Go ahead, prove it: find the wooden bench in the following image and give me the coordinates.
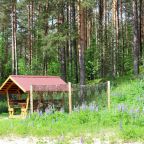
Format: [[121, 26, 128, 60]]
[[8, 99, 29, 118], [21, 96, 29, 118]]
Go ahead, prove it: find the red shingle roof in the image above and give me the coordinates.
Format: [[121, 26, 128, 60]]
[[0, 75, 68, 93]]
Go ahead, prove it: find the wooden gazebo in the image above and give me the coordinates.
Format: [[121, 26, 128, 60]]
[[0, 75, 69, 118]]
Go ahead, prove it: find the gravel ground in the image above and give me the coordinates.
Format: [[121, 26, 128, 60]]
[[0, 137, 143, 144]]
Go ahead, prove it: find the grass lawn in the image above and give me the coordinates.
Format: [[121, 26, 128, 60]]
[[0, 113, 8, 119]]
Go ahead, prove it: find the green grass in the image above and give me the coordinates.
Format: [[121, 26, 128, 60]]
[[0, 113, 8, 118], [0, 110, 143, 141], [0, 75, 144, 142]]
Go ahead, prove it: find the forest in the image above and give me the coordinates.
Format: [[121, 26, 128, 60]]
[[0, 1, 144, 143], [0, 0, 143, 84]]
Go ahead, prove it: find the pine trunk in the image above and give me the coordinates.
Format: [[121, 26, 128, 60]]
[[12, 0, 17, 75], [78, 0, 85, 85], [58, 14, 67, 81], [133, 0, 139, 75], [72, 1, 79, 83], [28, 0, 33, 70]]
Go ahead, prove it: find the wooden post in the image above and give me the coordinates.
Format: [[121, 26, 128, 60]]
[[30, 85, 33, 114], [68, 82, 72, 113], [6, 91, 10, 108], [107, 81, 110, 110]]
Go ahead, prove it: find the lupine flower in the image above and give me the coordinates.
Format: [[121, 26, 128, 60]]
[[80, 137, 84, 144], [45, 107, 50, 115], [89, 103, 95, 111], [39, 110, 43, 116], [80, 103, 87, 111], [60, 107, 64, 113], [135, 108, 139, 114], [118, 103, 127, 112], [129, 108, 135, 116]]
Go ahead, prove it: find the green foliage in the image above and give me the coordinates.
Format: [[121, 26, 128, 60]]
[[0, 101, 8, 114], [111, 76, 144, 108], [18, 58, 27, 74], [0, 35, 4, 60], [48, 61, 60, 75], [85, 46, 98, 80], [81, 0, 96, 8]]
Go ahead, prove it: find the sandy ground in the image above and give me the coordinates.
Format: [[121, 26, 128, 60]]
[[0, 137, 143, 144]]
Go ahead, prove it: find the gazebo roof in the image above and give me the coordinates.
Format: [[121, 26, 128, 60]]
[[0, 75, 68, 94]]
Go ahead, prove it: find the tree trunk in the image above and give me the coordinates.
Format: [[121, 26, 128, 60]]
[[28, 0, 33, 71], [133, 0, 140, 75], [72, 0, 79, 83], [112, 0, 117, 77], [58, 14, 67, 81], [140, 0, 144, 62], [99, 0, 104, 77], [11, 0, 17, 75], [120, 0, 125, 73], [78, 0, 85, 85]]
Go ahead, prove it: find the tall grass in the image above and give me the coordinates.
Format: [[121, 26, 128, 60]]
[[0, 109, 143, 141]]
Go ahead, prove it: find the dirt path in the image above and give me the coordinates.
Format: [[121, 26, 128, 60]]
[[0, 137, 143, 144]]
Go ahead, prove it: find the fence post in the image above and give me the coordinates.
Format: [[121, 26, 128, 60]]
[[107, 81, 110, 110], [30, 85, 33, 114], [68, 82, 72, 113]]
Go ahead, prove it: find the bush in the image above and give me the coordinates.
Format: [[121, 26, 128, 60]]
[[0, 101, 8, 114]]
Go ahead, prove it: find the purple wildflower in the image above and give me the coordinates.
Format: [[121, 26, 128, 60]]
[[80, 103, 87, 111], [129, 108, 135, 116], [135, 108, 139, 114], [60, 107, 64, 113], [80, 137, 84, 144], [89, 103, 95, 111], [39, 110, 43, 116], [118, 103, 127, 112]]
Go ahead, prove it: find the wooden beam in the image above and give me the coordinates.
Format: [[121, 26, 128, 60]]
[[6, 82, 14, 91], [17, 89, 21, 100], [68, 82, 72, 113], [30, 85, 33, 114], [0, 76, 11, 91], [6, 91, 10, 108], [107, 81, 111, 110], [9, 76, 26, 93]]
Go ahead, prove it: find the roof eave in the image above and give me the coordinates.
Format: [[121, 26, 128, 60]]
[[0, 76, 26, 93], [9, 76, 26, 93]]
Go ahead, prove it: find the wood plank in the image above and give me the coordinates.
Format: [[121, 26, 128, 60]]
[[68, 82, 72, 113], [107, 81, 110, 110], [30, 85, 33, 114]]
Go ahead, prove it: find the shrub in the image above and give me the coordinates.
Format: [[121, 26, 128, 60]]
[[0, 101, 8, 114]]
